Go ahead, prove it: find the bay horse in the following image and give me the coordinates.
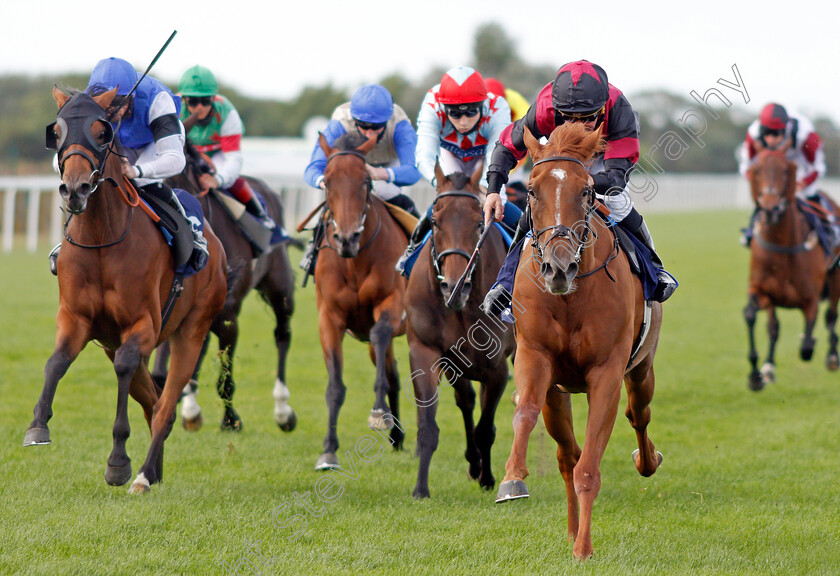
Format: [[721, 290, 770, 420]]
[[743, 149, 840, 391], [313, 131, 408, 470], [494, 123, 663, 560], [156, 144, 297, 432], [24, 87, 226, 494], [406, 162, 514, 498]]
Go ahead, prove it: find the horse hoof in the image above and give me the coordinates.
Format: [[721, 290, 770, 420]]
[[632, 449, 664, 467], [23, 427, 51, 446], [760, 362, 776, 384], [182, 412, 203, 432], [128, 473, 151, 495], [105, 462, 132, 486], [315, 452, 340, 471], [748, 372, 765, 392], [827, 354, 840, 371], [495, 480, 529, 503], [800, 340, 815, 361], [368, 409, 394, 431], [220, 413, 242, 432], [276, 410, 297, 432], [412, 486, 430, 499]]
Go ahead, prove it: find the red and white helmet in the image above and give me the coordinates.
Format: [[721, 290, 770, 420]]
[[438, 67, 488, 105]]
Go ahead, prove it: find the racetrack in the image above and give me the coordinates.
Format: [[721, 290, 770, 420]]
[[1, 209, 838, 575]]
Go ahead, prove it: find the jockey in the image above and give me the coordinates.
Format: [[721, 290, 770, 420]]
[[178, 65, 278, 236], [738, 102, 832, 246], [300, 84, 422, 275], [485, 77, 531, 210], [483, 60, 677, 307], [396, 66, 522, 275], [49, 57, 208, 275]]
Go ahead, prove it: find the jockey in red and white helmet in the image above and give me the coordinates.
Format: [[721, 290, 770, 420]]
[[737, 102, 832, 246], [483, 60, 676, 306], [397, 66, 521, 276]]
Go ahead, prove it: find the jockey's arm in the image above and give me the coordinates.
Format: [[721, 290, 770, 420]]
[[480, 97, 512, 190], [303, 120, 346, 190], [414, 90, 443, 186], [387, 120, 422, 187], [134, 92, 185, 181], [208, 107, 244, 189]]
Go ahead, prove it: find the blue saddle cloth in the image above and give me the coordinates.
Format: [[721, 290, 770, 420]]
[[489, 224, 662, 323], [140, 189, 205, 278], [402, 223, 512, 278]]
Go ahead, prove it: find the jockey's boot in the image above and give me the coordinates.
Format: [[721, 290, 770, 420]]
[[396, 213, 432, 277], [387, 193, 421, 218], [740, 208, 758, 247], [48, 243, 61, 276], [244, 196, 277, 231], [480, 207, 531, 318], [299, 220, 325, 276], [169, 191, 209, 270], [623, 209, 676, 303]]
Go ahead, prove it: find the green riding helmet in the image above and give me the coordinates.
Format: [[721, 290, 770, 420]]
[[179, 65, 218, 97]]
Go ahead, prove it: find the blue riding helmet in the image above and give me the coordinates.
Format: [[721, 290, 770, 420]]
[[350, 84, 394, 124], [87, 57, 138, 96]]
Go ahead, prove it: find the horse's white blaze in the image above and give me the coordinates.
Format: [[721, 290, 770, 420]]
[[273, 379, 293, 424], [552, 168, 566, 226], [181, 383, 201, 420]]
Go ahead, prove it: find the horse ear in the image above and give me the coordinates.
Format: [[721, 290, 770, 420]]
[[92, 87, 118, 110], [434, 158, 447, 191], [523, 126, 540, 158], [357, 134, 378, 154], [53, 85, 69, 109], [318, 132, 336, 157], [469, 158, 484, 191]]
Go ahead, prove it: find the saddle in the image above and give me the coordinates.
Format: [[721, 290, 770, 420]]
[[138, 186, 193, 271]]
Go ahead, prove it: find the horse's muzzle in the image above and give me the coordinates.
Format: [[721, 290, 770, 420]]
[[59, 182, 93, 214], [440, 278, 471, 310], [334, 231, 361, 258], [541, 260, 578, 294]]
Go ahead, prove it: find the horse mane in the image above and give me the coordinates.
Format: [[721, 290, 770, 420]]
[[334, 131, 369, 152], [548, 122, 606, 163]]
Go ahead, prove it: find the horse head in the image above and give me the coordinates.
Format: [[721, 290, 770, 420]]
[[749, 150, 797, 226], [319, 131, 377, 257], [524, 123, 604, 294], [47, 86, 118, 214], [430, 160, 484, 309]]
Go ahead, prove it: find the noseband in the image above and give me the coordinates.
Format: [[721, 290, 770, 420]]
[[323, 150, 380, 253], [429, 190, 483, 282]]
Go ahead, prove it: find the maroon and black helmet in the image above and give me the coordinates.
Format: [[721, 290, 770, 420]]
[[551, 60, 609, 116]]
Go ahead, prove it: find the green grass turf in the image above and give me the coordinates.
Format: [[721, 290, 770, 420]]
[[1, 209, 839, 575]]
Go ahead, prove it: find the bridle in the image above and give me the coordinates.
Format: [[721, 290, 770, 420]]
[[429, 190, 483, 282], [321, 150, 381, 254], [529, 155, 618, 279]]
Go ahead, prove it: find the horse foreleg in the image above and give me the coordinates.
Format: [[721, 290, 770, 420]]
[[214, 316, 241, 431], [408, 340, 441, 499], [473, 371, 507, 492], [743, 295, 764, 391], [624, 355, 662, 477], [104, 339, 143, 487], [451, 376, 479, 481], [760, 307, 779, 384], [497, 347, 552, 502], [800, 302, 819, 362], [270, 291, 296, 432], [318, 311, 346, 470], [573, 364, 623, 561], [150, 341, 170, 393], [542, 385, 580, 542], [384, 343, 403, 449], [826, 295, 840, 371], [368, 312, 395, 430], [25, 311, 90, 446]]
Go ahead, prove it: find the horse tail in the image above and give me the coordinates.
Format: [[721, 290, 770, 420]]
[[224, 261, 246, 309]]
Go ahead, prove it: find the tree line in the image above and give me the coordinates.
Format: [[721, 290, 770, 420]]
[[1, 23, 837, 176]]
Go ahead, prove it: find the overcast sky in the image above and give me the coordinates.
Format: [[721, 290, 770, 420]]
[[3, 0, 839, 125]]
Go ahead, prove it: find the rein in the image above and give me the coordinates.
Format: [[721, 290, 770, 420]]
[[322, 150, 380, 254], [430, 190, 482, 282], [529, 155, 618, 280]]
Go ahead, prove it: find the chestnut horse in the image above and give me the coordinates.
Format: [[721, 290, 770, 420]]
[[24, 87, 226, 494], [157, 144, 297, 431], [406, 162, 515, 498], [313, 131, 408, 470], [743, 150, 840, 391], [494, 123, 663, 560]]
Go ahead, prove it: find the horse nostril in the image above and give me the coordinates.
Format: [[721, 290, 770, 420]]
[[541, 262, 552, 276], [351, 231, 361, 243], [440, 281, 450, 292], [462, 281, 472, 293]]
